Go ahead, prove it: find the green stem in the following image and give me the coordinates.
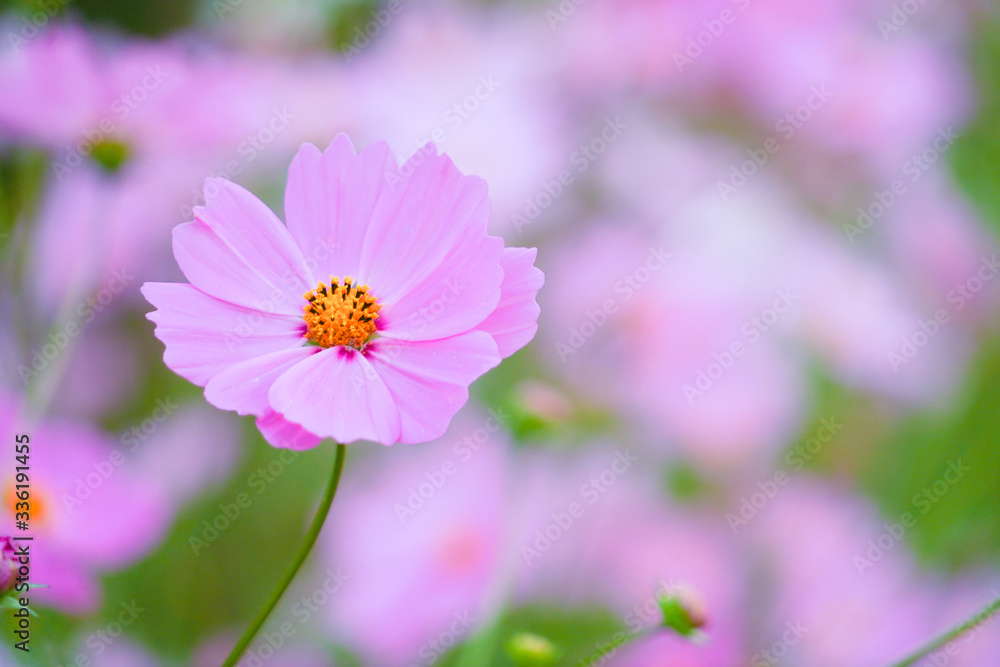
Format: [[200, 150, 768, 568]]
[[889, 593, 1000, 667], [576, 625, 665, 667], [221, 443, 347, 667]]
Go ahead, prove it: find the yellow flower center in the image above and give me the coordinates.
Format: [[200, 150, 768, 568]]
[[302, 276, 382, 350], [6, 483, 50, 527]]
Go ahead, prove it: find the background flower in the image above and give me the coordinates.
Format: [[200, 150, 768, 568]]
[[1, 0, 999, 663]]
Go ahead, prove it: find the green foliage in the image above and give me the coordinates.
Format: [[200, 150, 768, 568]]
[[951, 8, 1000, 236], [438, 605, 626, 667], [861, 335, 1000, 571]]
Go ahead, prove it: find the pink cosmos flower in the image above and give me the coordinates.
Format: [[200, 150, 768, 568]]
[[322, 413, 509, 663], [142, 134, 543, 447], [0, 394, 171, 614]]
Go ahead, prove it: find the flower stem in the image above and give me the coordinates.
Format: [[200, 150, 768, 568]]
[[221, 443, 347, 667], [888, 593, 1000, 667]]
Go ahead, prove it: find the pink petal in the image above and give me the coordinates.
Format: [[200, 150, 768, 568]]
[[379, 231, 504, 341], [204, 346, 317, 417], [34, 550, 101, 614], [142, 283, 306, 386], [268, 347, 401, 445], [358, 146, 494, 303], [284, 136, 398, 281], [173, 177, 312, 315], [366, 332, 500, 444], [477, 247, 544, 358], [256, 410, 324, 450]]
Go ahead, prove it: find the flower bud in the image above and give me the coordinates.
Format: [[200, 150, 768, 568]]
[[0, 537, 17, 594], [658, 584, 708, 639], [505, 632, 561, 666]]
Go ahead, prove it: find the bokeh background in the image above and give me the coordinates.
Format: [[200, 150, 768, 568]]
[[2, 0, 1000, 665]]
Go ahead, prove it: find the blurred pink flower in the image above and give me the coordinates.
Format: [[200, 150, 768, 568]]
[[544, 119, 981, 468], [47, 318, 141, 420], [323, 413, 509, 663], [880, 170, 1000, 321], [343, 5, 571, 234], [143, 134, 542, 447], [553, 0, 971, 184], [0, 25, 113, 148], [541, 220, 806, 470], [922, 577, 1000, 667], [0, 24, 352, 162], [129, 403, 242, 507], [81, 639, 160, 667], [27, 157, 203, 316], [719, 17, 971, 182], [743, 478, 1000, 667], [513, 447, 744, 665], [0, 395, 171, 614]]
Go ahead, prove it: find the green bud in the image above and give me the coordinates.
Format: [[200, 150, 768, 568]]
[[658, 584, 708, 639], [90, 140, 130, 173], [505, 632, 561, 666]]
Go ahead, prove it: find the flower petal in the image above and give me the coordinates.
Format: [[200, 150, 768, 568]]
[[378, 231, 504, 341], [268, 346, 401, 445], [142, 282, 305, 386], [173, 177, 312, 315], [284, 136, 398, 281], [204, 346, 318, 417], [477, 247, 544, 358], [366, 332, 500, 444], [256, 410, 324, 451], [359, 146, 493, 303]]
